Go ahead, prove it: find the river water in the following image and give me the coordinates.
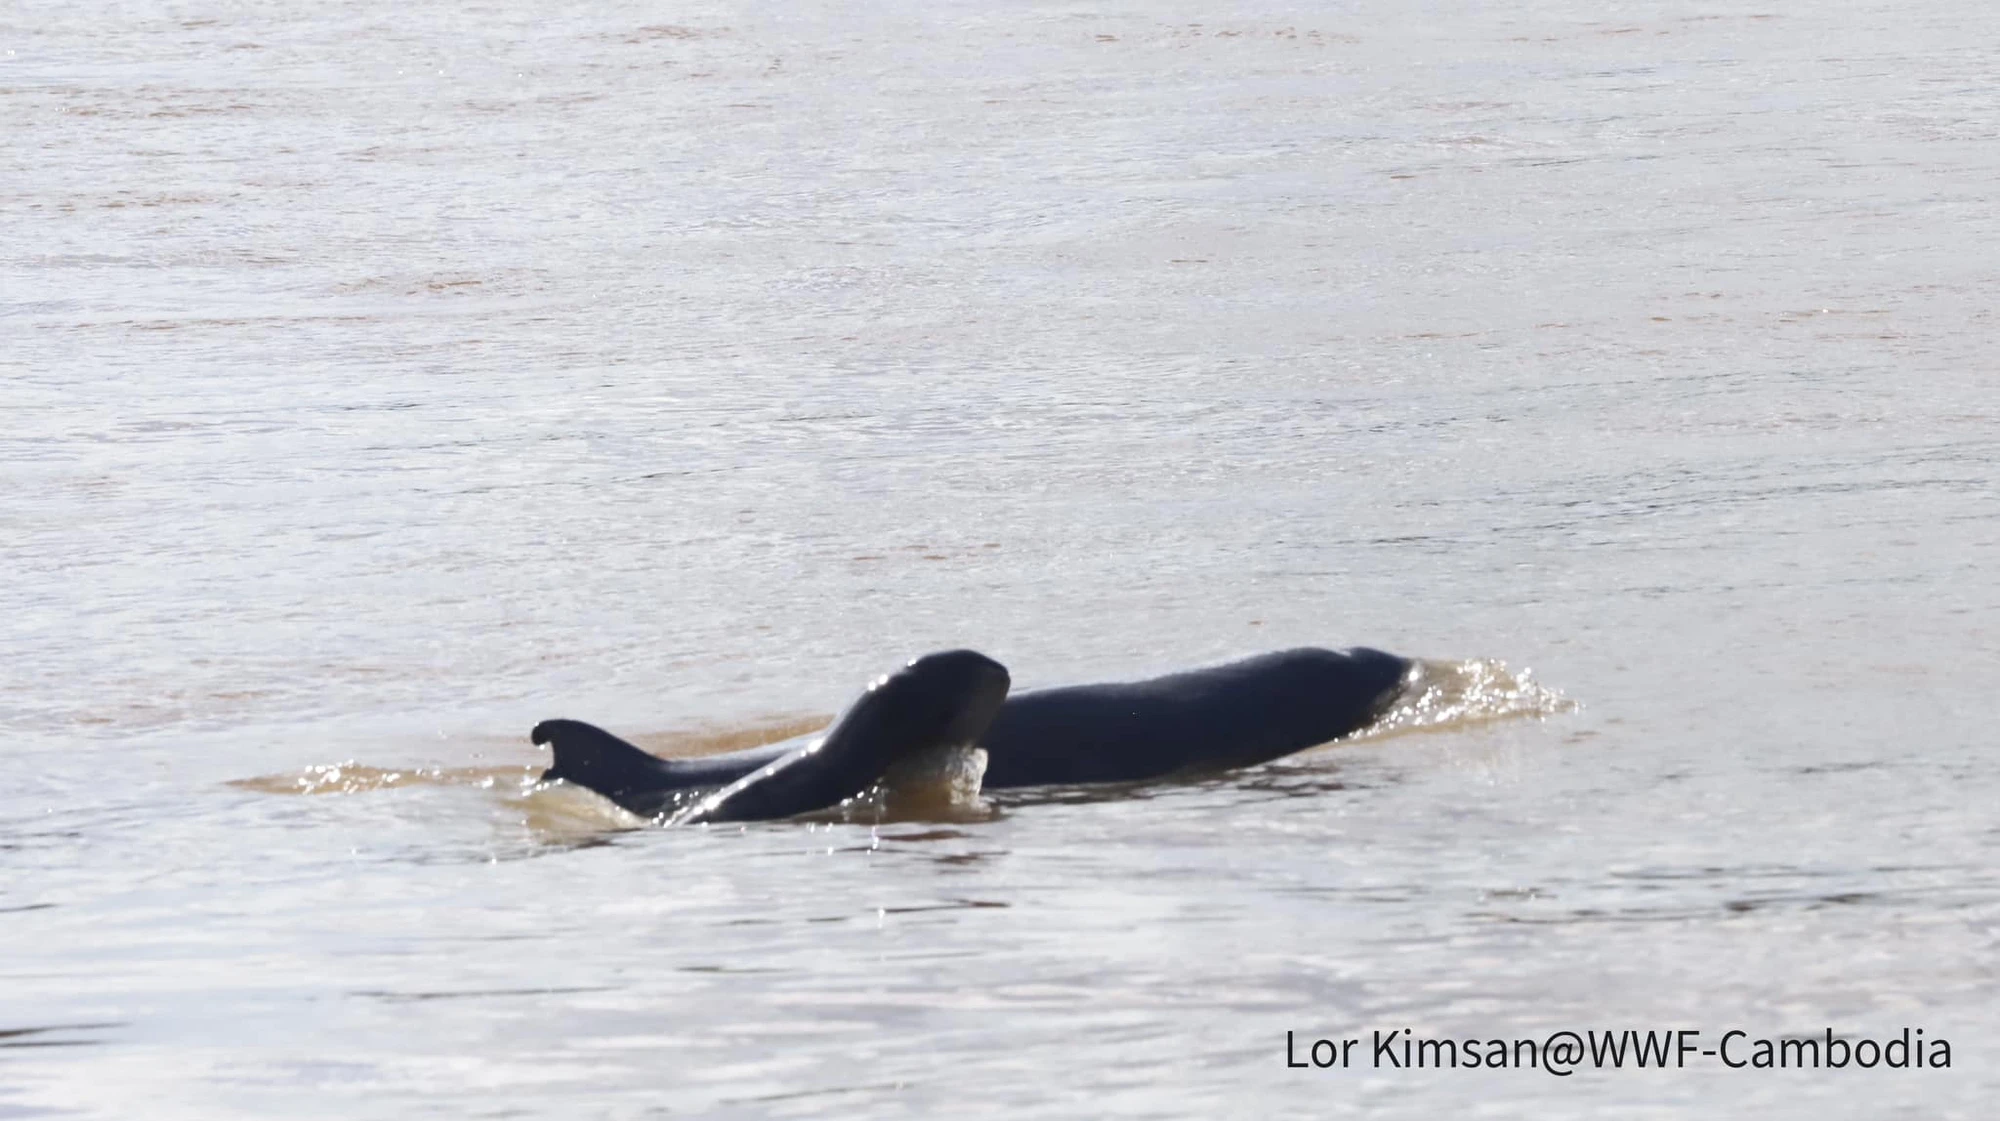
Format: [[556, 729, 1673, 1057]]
[[4, 0, 1996, 1116]]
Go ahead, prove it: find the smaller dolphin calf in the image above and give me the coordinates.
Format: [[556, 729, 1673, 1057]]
[[534, 646, 1410, 824]]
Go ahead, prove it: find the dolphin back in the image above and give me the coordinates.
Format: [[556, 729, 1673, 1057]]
[[672, 649, 1011, 825]]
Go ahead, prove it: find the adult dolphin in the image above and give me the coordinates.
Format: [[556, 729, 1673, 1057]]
[[534, 646, 1410, 823]]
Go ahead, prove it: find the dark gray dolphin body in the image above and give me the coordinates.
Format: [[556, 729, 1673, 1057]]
[[534, 649, 1008, 823], [534, 646, 1409, 823], [977, 646, 1409, 787]]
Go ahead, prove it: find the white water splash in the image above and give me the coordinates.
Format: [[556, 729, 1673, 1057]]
[[1359, 658, 1579, 741]]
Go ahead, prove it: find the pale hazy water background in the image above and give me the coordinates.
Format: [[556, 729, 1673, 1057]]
[[4, 0, 1997, 1116]]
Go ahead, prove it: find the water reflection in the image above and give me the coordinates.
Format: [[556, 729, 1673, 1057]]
[[0, 1024, 124, 1051], [348, 986, 617, 1003]]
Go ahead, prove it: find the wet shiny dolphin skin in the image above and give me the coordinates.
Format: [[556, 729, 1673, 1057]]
[[532, 646, 1410, 820]]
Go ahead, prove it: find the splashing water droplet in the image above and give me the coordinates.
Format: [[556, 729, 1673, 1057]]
[[1357, 658, 1578, 741]]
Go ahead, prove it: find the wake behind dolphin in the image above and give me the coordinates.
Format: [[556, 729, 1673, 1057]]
[[534, 646, 1413, 824]]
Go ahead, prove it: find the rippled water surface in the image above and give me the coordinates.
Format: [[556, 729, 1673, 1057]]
[[5, 0, 1997, 1116]]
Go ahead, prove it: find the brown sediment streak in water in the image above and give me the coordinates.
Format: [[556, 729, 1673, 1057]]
[[1349, 658, 1579, 743], [229, 763, 543, 796], [630, 714, 829, 759], [230, 714, 832, 796]]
